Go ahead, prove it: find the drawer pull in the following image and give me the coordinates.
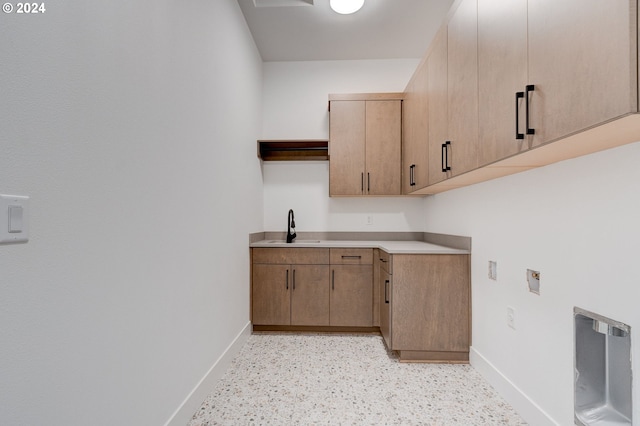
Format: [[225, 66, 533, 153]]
[[285, 269, 289, 290], [341, 255, 362, 259], [384, 279, 390, 304], [379, 258, 387, 263]]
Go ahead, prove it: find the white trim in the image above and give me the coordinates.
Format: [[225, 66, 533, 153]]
[[470, 346, 558, 426], [164, 322, 252, 426]]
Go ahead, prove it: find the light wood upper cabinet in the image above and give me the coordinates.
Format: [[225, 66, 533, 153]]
[[407, 0, 640, 194], [527, 0, 637, 146], [427, 27, 449, 185], [477, 0, 529, 165], [328, 101, 366, 196], [427, 0, 478, 186], [329, 94, 402, 196], [402, 58, 430, 193], [365, 100, 402, 195], [478, 0, 637, 166], [446, 0, 479, 176]]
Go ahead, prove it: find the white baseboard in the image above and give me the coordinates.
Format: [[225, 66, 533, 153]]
[[164, 322, 252, 426], [470, 347, 558, 426]]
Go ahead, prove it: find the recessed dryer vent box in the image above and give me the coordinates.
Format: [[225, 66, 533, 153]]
[[527, 269, 540, 294], [574, 307, 632, 426]]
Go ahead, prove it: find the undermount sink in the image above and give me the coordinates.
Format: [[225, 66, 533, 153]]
[[267, 240, 321, 244]]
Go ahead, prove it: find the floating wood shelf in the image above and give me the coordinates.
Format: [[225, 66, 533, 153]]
[[257, 140, 329, 161]]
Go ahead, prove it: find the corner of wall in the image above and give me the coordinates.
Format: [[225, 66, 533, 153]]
[[164, 322, 252, 426]]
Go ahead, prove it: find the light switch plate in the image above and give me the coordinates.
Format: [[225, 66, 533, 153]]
[[0, 194, 30, 244]]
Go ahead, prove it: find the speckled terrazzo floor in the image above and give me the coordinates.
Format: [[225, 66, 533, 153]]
[[189, 334, 527, 425]]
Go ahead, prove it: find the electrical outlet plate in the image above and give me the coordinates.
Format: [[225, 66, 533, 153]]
[[507, 306, 516, 329], [488, 260, 497, 280]]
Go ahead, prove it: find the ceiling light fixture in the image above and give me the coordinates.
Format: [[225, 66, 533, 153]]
[[329, 0, 365, 15]]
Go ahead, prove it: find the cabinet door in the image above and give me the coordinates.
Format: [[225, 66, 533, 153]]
[[477, 0, 528, 165], [379, 267, 391, 349], [528, 0, 637, 146], [252, 264, 291, 325], [392, 255, 470, 352], [330, 265, 373, 327], [447, 0, 478, 176], [365, 100, 402, 195], [403, 61, 430, 193], [329, 100, 366, 195], [427, 26, 449, 185], [290, 265, 330, 326]]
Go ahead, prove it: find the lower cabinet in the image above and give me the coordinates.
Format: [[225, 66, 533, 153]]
[[252, 246, 471, 363], [330, 248, 373, 327], [251, 247, 374, 328], [378, 250, 470, 362], [252, 262, 330, 326]]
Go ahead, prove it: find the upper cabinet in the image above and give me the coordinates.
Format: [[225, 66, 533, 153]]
[[526, 0, 637, 145], [445, 0, 479, 176], [477, 0, 529, 165], [402, 58, 430, 193], [405, 0, 640, 194], [427, 27, 449, 186], [428, 0, 479, 187], [329, 94, 402, 196], [478, 0, 638, 166]]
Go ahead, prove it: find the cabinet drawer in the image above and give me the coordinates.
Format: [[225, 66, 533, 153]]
[[378, 250, 392, 274], [252, 248, 330, 265], [330, 248, 373, 265]]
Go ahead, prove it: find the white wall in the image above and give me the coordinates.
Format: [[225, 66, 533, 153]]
[[423, 142, 640, 425], [0, 1, 263, 424], [262, 60, 425, 232]]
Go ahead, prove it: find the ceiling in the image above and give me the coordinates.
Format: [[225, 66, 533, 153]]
[[237, 0, 455, 62]]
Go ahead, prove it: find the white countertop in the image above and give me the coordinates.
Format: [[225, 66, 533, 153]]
[[250, 239, 469, 254]]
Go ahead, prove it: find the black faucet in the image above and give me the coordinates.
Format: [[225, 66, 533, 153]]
[[286, 209, 297, 243]]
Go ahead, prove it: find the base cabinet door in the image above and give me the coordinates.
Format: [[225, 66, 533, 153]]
[[392, 254, 470, 354], [379, 267, 391, 349], [291, 265, 330, 326], [330, 265, 373, 327], [252, 264, 291, 326]]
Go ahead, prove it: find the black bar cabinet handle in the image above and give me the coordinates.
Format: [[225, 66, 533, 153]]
[[292, 269, 296, 290], [361, 172, 364, 192], [441, 143, 447, 172], [384, 279, 390, 304], [341, 255, 362, 259], [526, 84, 535, 135], [286, 269, 289, 290], [332, 270, 335, 290], [445, 141, 451, 172], [367, 173, 370, 192], [516, 91, 524, 140], [411, 164, 416, 186]]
